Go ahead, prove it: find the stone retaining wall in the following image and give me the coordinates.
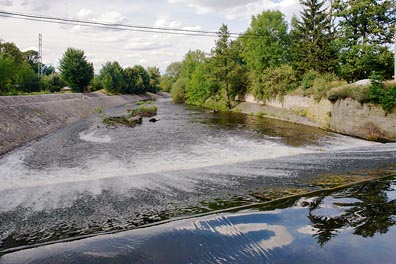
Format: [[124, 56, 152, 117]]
[[242, 94, 396, 142]]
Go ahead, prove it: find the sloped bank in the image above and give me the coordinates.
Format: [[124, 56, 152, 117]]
[[0, 92, 167, 155], [237, 94, 396, 142]]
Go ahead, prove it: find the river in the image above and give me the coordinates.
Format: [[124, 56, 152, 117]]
[[0, 98, 395, 261]]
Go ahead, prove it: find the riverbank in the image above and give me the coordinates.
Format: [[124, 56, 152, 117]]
[[236, 94, 396, 142], [0, 92, 169, 156]]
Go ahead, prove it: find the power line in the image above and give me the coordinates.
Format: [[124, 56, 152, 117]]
[[0, 10, 260, 39]]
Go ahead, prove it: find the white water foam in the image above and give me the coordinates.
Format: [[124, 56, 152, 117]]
[[0, 132, 384, 211], [79, 131, 112, 143]]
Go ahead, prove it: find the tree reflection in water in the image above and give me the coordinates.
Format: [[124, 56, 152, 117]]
[[305, 179, 396, 246]]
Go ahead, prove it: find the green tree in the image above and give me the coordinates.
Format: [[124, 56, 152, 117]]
[[132, 65, 150, 93], [251, 64, 297, 102], [333, 0, 396, 80], [290, 0, 336, 74], [147, 66, 161, 93], [242, 10, 290, 73], [160, 62, 181, 92], [42, 65, 55, 76], [333, 0, 396, 46], [16, 61, 40, 92], [186, 62, 209, 105], [23, 49, 39, 73], [47, 73, 67, 92], [171, 78, 188, 104], [0, 41, 24, 66], [123, 67, 138, 94], [338, 44, 394, 82], [207, 24, 247, 109], [99, 61, 125, 94], [0, 54, 17, 94], [59, 48, 94, 93]]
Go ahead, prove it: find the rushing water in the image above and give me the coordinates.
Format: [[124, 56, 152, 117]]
[[0, 98, 395, 258]]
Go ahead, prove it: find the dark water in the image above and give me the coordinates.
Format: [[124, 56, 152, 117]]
[[1, 177, 396, 264], [0, 98, 395, 258]]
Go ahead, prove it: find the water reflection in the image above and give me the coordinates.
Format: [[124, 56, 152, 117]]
[[2, 177, 396, 263], [304, 179, 396, 246]]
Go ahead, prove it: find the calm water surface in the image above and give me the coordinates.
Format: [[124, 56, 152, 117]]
[[1, 178, 396, 263]]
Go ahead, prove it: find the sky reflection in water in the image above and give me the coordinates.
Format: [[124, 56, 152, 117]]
[[1, 177, 396, 264]]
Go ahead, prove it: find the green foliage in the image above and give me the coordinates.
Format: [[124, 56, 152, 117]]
[[0, 54, 17, 94], [99, 61, 125, 94], [171, 78, 187, 104], [367, 78, 396, 113], [337, 44, 394, 82], [251, 65, 297, 102], [242, 10, 290, 73], [132, 65, 150, 94], [301, 71, 321, 89], [160, 62, 181, 92], [186, 62, 209, 105], [59, 48, 94, 93], [15, 61, 40, 92], [47, 73, 67, 92], [0, 41, 24, 66], [290, 0, 336, 74], [327, 78, 396, 113], [147, 66, 161, 93], [333, 0, 396, 46], [89, 75, 103, 92], [206, 25, 248, 109], [129, 105, 158, 117]]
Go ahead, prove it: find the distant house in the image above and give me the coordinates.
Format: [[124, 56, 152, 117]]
[[61, 86, 71, 92]]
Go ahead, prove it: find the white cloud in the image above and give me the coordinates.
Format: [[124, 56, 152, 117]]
[[20, 0, 50, 11], [0, 0, 13, 6], [154, 17, 182, 28], [169, 0, 300, 21]]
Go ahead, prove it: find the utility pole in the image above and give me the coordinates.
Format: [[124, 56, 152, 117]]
[[394, 25, 396, 81], [38, 34, 43, 75]]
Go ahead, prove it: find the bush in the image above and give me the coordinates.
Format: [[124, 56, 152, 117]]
[[171, 78, 187, 104], [368, 80, 396, 113], [301, 70, 320, 89]]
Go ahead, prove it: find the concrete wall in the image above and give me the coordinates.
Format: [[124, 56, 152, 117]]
[[243, 94, 396, 142], [0, 92, 162, 155]]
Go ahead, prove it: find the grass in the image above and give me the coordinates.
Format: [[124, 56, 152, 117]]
[[1, 89, 52, 96], [128, 105, 157, 117], [256, 111, 266, 118], [103, 116, 142, 127], [327, 80, 396, 113]]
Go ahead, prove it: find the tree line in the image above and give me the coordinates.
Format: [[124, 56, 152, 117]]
[[0, 41, 59, 95], [0, 44, 161, 95], [161, 0, 396, 110]]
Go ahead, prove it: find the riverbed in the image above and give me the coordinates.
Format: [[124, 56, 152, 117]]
[[0, 98, 395, 258]]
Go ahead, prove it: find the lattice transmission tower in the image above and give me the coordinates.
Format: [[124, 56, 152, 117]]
[[38, 34, 43, 75]]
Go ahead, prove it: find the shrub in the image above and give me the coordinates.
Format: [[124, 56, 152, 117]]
[[301, 70, 320, 89], [171, 78, 187, 104], [129, 105, 157, 117]]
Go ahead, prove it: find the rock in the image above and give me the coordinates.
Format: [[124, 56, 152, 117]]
[[149, 118, 159, 122]]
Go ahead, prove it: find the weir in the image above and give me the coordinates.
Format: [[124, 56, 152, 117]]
[[0, 98, 395, 255]]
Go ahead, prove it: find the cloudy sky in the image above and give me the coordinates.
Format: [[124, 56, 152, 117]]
[[0, 0, 301, 72]]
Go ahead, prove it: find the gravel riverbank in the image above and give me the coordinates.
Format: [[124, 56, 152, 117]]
[[0, 92, 167, 155]]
